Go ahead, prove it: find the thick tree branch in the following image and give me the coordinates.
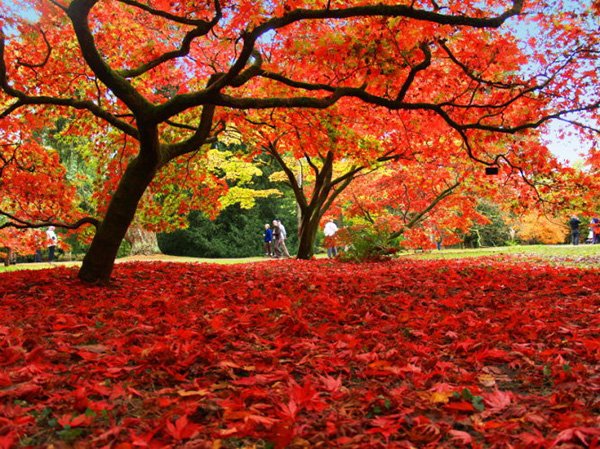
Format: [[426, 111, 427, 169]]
[[320, 173, 355, 216], [259, 71, 336, 92], [118, 0, 221, 27], [256, 1, 524, 34], [306, 151, 334, 213], [211, 0, 522, 92], [0, 212, 100, 230], [396, 42, 432, 102], [0, 98, 139, 139], [67, 0, 152, 113], [159, 0, 524, 118], [161, 103, 221, 163], [161, 75, 225, 162], [16, 28, 52, 68]]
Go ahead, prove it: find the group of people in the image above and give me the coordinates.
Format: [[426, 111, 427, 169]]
[[262, 218, 341, 259], [569, 215, 600, 245], [263, 220, 291, 258]]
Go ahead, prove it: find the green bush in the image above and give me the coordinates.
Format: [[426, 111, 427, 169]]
[[338, 224, 401, 262]]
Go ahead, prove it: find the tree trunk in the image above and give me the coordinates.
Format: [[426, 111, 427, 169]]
[[125, 225, 161, 255], [2, 247, 10, 267], [78, 154, 158, 283], [296, 209, 323, 259]]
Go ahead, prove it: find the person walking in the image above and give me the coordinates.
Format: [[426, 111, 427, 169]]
[[271, 220, 282, 258], [592, 217, 600, 244], [587, 220, 594, 244], [323, 218, 338, 258], [569, 215, 581, 245], [275, 219, 291, 258], [263, 223, 273, 256], [46, 226, 58, 262]]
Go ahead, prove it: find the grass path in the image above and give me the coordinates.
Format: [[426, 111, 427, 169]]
[[404, 243, 600, 260]]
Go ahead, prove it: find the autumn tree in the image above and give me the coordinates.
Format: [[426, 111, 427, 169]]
[[515, 211, 568, 244], [0, 0, 598, 282], [243, 104, 577, 258], [236, 103, 425, 258], [340, 152, 482, 251], [0, 115, 88, 262]]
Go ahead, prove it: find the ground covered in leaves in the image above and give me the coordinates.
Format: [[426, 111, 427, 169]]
[[1, 258, 599, 449]]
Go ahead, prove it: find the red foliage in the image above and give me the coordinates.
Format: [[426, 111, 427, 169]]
[[1, 259, 599, 448]]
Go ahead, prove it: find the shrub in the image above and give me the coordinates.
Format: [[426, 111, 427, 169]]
[[337, 224, 400, 262]]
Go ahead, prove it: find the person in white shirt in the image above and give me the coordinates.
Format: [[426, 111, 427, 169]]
[[323, 219, 339, 258], [46, 226, 58, 262]]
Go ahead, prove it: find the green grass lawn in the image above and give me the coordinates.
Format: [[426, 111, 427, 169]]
[[2, 244, 600, 274], [406, 243, 600, 258], [403, 243, 600, 266]]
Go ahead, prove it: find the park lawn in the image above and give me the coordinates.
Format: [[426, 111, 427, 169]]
[[3, 243, 600, 275], [406, 243, 600, 259], [1, 258, 599, 448], [404, 244, 600, 267]]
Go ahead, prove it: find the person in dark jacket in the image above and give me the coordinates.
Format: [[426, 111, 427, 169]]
[[569, 215, 581, 245], [591, 217, 600, 244], [263, 224, 273, 256]]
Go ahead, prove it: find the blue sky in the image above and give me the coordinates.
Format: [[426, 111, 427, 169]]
[[545, 122, 594, 165]]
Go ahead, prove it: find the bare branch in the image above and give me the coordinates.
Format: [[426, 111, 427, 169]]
[[389, 180, 461, 239], [352, 194, 375, 224], [304, 153, 320, 176], [556, 117, 600, 134], [16, 28, 52, 68], [396, 42, 432, 102], [437, 39, 525, 90], [0, 212, 100, 230], [264, 140, 309, 211], [67, 0, 151, 113], [117, 0, 221, 27], [0, 31, 140, 138], [117, 0, 222, 78]]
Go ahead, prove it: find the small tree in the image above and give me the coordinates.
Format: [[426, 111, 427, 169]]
[[517, 212, 569, 244]]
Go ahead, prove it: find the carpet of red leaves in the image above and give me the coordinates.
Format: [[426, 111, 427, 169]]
[[1, 258, 599, 449]]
